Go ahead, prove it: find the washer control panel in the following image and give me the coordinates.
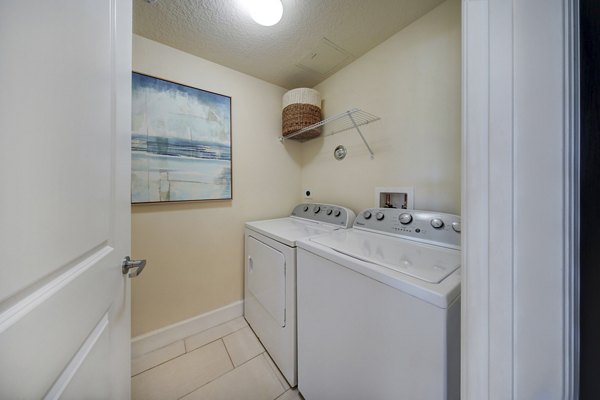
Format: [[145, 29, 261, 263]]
[[291, 203, 356, 228], [354, 208, 461, 249]]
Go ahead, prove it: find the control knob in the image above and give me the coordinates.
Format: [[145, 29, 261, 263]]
[[375, 212, 385, 221], [363, 211, 372, 219], [326, 209, 333, 215], [313, 206, 321, 213], [431, 218, 444, 229], [452, 221, 461, 233], [399, 213, 412, 224], [303, 206, 309, 212], [334, 210, 341, 217]]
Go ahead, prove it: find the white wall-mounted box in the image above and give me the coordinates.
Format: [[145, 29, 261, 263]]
[[374, 187, 414, 209]]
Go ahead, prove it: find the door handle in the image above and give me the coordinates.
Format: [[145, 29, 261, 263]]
[[122, 256, 147, 278]]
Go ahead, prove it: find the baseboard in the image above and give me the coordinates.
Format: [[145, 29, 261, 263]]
[[131, 300, 243, 358]]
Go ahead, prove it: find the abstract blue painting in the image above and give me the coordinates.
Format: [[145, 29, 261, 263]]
[[131, 73, 232, 203]]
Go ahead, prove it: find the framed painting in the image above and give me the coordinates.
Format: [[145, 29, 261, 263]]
[[131, 72, 232, 203]]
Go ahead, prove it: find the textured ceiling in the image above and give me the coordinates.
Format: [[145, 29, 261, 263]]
[[133, 0, 446, 89]]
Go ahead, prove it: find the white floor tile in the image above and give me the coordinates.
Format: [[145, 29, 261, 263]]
[[276, 388, 304, 400], [131, 340, 185, 376], [222, 326, 265, 367], [264, 351, 291, 390], [131, 340, 233, 400], [185, 317, 248, 352], [181, 354, 286, 400]]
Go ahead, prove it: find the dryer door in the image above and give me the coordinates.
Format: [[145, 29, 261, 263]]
[[246, 236, 286, 327]]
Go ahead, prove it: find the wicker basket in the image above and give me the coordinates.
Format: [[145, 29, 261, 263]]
[[282, 88, 322, 140]]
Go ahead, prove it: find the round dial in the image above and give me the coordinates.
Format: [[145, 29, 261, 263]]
[[326, 209, 333, 215], [313, 206, 321, 213], [334, 210, 341, 217], [452, 221, 461, 233], [431, 218, 444, 229], [363, 211, 372, 219], [303, 206, 309, 212], [399, 213, 412, 224], [375, 212, 385, 221]]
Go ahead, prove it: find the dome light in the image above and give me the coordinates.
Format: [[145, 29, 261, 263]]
[[246, 0, 283, 26]]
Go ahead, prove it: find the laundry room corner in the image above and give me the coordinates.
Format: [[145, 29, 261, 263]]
[[300, 0, 461, 215], [130, 35, 303, 338]]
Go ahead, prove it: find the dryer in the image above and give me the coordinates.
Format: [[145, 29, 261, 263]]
[[244, 203, 355, 387], [296, 208, 461, 400]]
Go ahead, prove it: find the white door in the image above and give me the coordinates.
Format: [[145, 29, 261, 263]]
[[0, 0, 133, 398]]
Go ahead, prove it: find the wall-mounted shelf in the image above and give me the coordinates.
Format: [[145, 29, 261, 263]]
[[279, 108, 381, 159]]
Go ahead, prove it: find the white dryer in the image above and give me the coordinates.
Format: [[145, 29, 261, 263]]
[[296, 208, 461, 400], [244, 203, 355, 387]]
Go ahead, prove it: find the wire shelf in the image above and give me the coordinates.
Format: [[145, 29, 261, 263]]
[[279, 108, 380, 158]]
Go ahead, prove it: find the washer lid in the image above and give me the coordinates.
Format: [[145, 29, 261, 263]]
[[246, 217, 339, 247], [310, 230, 460, 283]]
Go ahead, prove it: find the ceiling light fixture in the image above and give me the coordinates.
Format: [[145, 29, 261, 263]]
[[245, 0, 283, 27]]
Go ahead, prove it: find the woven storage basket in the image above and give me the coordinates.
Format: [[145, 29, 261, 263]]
[[282, 88, 322, 140]]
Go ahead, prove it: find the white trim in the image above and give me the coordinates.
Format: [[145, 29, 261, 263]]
[[131, 300, 243, 358], [563, 0, 579, 397], [43, 313, 110, 400], [462, 0, 576, 398], [487, 0, 515, 395], [461, 1, 491, 398], [0, 246, 114, 335]]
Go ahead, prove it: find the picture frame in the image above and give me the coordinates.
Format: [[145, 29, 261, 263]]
[[131, 72, 232, 204]]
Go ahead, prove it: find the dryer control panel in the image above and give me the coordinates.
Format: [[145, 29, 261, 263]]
[[291, 203, 356, 228], [354, 208, 461, 249]]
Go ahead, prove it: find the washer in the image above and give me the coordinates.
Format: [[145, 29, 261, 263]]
[[297, 208, 461, 400], [244, 203, 356, 387]]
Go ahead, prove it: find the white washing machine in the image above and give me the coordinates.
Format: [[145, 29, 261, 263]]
[[296, 208, 461, 400], [244, 203, 356, 387]]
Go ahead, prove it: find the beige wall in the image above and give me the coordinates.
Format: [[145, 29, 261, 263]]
[[131, 35, 302, 337], [301, 0, 461, 215]]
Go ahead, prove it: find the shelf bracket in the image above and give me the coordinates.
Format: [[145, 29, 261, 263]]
[[347, 111, 375, 159]]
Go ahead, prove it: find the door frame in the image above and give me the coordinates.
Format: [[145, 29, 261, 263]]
[[461, 0, 578, 398]]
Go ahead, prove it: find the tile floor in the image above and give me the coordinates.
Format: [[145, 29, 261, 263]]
[[131, 317, 303, 400]]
